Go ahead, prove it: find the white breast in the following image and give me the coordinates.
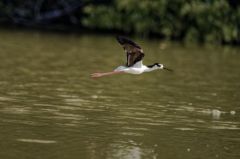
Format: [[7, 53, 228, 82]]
[[114, 61, 147, 74], [125, 68, 144, 74]]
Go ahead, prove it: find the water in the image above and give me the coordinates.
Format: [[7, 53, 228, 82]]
[[0, 29, 239, 159]]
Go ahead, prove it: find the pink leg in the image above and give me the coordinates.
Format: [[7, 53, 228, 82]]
[[91, 71, 124, 78]]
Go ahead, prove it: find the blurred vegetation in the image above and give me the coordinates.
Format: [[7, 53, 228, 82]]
[[0, 0, 240, 44]]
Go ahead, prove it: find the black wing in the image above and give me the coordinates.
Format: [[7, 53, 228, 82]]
[[116, 36, 145, 67]]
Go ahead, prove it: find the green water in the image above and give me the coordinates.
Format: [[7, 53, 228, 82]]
[[0, 29, 239, 159]]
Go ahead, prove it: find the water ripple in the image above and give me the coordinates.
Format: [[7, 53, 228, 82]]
[[17, 139, 57, 144]]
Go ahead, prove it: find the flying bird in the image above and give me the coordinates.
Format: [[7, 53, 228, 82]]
[[91, 36, 172, 78]]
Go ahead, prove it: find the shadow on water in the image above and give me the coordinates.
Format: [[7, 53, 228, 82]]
[[0, 29, 240, 159]]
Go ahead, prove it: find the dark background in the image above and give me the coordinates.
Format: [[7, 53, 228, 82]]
[[0, 0, 239, 45]]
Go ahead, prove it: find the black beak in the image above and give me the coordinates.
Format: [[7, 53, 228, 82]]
[[163, 67, 173, 72]]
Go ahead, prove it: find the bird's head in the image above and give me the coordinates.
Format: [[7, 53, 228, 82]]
[[148, 63, 173, 72]]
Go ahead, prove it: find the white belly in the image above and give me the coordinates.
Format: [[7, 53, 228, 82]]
[[114, 66, 144, 74], [114, 66, 127, 71], [124, 68, 144, 74]]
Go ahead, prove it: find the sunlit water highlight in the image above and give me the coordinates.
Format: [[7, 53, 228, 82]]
[[0, 29, 239, 159]]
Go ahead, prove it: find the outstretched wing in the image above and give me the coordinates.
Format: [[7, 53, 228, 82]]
[[116, 36, 145, 67]]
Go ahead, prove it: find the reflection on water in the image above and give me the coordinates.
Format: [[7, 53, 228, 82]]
[[17, 139, 57, 144], [0, 29, 240, 159]]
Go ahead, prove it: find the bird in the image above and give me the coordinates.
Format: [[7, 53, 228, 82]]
[[91, 36, 173, 78]]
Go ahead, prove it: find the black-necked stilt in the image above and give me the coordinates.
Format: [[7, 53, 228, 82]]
[[91, 36, 172, 78]]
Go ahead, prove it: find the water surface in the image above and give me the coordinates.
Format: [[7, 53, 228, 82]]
[[0, 29, 239, 159]]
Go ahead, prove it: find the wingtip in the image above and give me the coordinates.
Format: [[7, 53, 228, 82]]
[[116, 35, 124, 38], [116, 36, 141, 49], [116, 35, 125, 44]]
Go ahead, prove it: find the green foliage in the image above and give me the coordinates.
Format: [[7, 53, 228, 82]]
[[0, 0, 239, 44], [82, 0, 240, 44]]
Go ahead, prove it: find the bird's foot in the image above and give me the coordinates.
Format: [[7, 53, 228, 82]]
[[91, 73, 104, 78]]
